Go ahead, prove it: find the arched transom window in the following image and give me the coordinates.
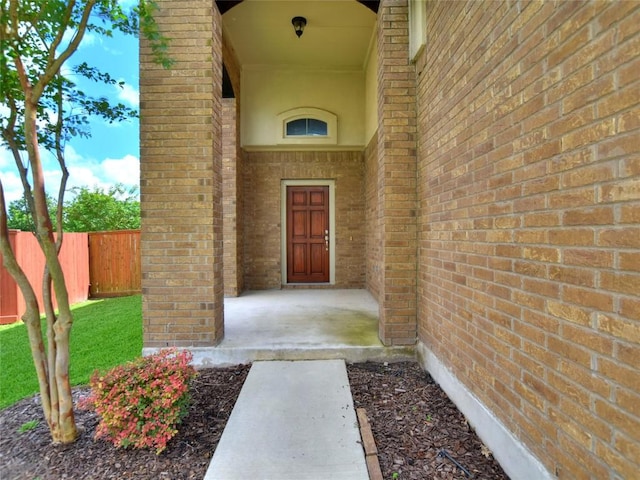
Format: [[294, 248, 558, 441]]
[[286, 118, 328, 137], [277, 107, 337, 145]]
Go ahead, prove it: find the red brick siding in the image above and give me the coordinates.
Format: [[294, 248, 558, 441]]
[[222, 98, 244, 296], [222, 33, 244, 297], [377, 0, 418, 346], [243, 151, 366, 290], [140, 1, 224, 347], [416, 1, 640, 477], [365, 134, 382, 301]]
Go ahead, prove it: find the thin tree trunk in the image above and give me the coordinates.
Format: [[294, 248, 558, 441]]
[[42, 268, 60, 438], [21, 92, 77, 443], [0, 186, 52, 424]]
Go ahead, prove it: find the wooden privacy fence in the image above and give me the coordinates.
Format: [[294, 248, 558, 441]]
[[0, 229, 140, 324], [0, 231, 89, 324], [88, 230, 141, 298]]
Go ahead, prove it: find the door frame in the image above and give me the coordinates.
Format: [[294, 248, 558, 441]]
[[281, 179, 335, 285]]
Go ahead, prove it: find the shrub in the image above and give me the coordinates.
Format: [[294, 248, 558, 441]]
[[81, 348, 197, 454]]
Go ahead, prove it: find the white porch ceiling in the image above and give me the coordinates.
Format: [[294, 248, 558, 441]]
[[222, 0, 377, 70]]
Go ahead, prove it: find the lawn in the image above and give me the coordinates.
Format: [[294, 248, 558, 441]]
[[0, 295, 142, 409]]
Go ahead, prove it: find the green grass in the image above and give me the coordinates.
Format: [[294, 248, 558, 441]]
[[0, 295, 142, 409]]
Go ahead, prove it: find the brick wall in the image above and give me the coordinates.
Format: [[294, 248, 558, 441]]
[[416, 1, 639, 477], [222, 98, 243, 296], [243, 151, 366, 290], [376, 0, 418, 346], [222, 32, 244, 297], [365, 134, 381, 300], [140, 1, 224, 347]]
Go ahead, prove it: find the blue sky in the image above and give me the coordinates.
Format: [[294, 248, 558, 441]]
[[0, 26, 140, 204]]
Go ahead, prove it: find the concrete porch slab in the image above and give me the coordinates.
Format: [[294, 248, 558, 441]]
[[189, 289, 415, 367], [204, 360, 369, 480]]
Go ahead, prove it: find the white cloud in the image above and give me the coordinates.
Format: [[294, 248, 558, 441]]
[[0, 146, 140, 205], [0, 149, 25, 203], [102, 155, 140, 185], [36, 148, 107, 198], [59, 150, 140, 195], [62, 144, 84, 165], [0, 169, 24, 204], [61, 29, 98, 53], [0, 147, 12, 169], [36, 108, 59, 131], [65, 165, 108, 191], [0, 104, 10, 123], [60, 64, 73, 77], [117, 83, 139, 108], [80, 32, 98, 48]]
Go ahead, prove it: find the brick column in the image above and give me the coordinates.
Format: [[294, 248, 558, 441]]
[[140, 1, 224, 347], [222, 36, 244, 297], [376, 0, 418, 345], [222, 98, 243, 296]]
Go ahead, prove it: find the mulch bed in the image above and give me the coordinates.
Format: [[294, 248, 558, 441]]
[[348, 362, 509, 480], [0, 366, 250, 480], [0, 362, 508, 479]]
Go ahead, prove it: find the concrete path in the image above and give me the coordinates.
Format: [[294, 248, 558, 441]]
[[204, 360, 369, 480]]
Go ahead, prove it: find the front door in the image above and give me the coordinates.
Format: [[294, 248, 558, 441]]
[[286, 186, 330, 283]]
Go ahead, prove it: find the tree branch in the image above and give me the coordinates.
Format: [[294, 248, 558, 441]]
[[53, 77, 68, 245], [45, 0, 77, 68], [34, 0, 97, 102], [1, 96, 36, 220]]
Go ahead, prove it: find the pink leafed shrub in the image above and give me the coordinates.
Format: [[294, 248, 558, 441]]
[[80, 349, 197, 454]]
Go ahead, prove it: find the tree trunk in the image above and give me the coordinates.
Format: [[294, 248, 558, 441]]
[[27, 105, 78, 443], [2, 93, 79, 444], [1, 0, 168, 446], [0, 188, 53, 426]]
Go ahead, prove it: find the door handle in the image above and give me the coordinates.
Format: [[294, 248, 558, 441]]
[[325, 230, 329, 251]]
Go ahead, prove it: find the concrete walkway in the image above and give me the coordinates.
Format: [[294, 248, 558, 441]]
[[204, 360, 369, 480]]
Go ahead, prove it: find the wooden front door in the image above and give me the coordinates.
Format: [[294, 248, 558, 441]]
[[286, 186, 330, 283]]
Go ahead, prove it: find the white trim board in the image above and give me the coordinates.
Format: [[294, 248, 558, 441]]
[[416, 342, 554, 480]]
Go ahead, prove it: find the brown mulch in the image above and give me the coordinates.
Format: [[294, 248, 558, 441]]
[[0, 365, 250, 480], [348, 362, 509, 480], [0, 362, 508, 480]]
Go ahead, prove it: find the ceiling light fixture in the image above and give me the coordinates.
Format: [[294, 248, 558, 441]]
[[292, 16, 306, 38]]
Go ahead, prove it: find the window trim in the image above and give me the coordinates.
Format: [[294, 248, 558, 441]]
[[276, 107, 337, 145], [408, 0, 427, 61]]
